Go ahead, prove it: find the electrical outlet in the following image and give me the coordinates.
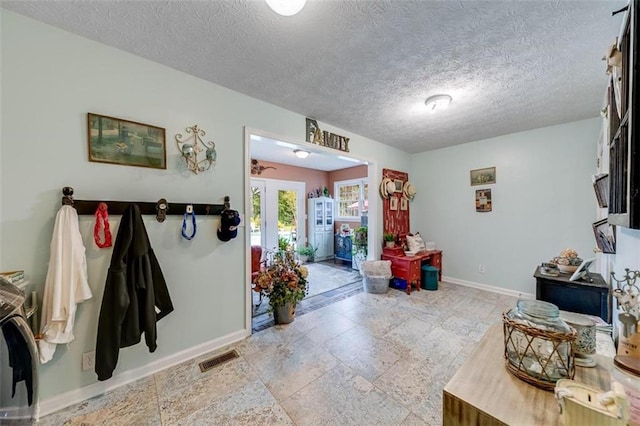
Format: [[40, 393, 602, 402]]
[[479, 264, 485, 273], [82, 351, 95, 371]]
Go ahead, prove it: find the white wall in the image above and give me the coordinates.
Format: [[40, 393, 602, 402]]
[[410, 118, 601, 295], [0, 10, 411, 406]]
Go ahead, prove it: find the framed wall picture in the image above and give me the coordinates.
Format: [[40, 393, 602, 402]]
[[390, 196, 398, 211], [592, 218, 616, 254], [400, 197, 408, 211], [593, 174, 609, 208], [394, 179, 404, 192], [470, 167, 496, 186], [87, 113, 166, 169], [475, 189, 492, 212]]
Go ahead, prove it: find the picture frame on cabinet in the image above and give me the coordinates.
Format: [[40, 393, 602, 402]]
[[400, 197, 408, 211], [87, 113, 166, 169], [390, 197, 398, 211]]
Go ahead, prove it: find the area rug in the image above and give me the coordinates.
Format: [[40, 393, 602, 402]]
[[252, 261, 362, 318]]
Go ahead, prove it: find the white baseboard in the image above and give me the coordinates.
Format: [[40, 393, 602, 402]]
[[442, 275, 535, 299], [37, 328, 250, 420]]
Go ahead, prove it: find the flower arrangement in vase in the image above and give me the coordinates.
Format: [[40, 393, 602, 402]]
[[252, 249, 308, 323]]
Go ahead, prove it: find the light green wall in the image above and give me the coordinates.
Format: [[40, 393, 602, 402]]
[[0, 10, 410, 401], [8, 5, 639, 408], [410, 118, 601, 295]]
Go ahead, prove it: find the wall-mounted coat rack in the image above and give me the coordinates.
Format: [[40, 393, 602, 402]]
[[61, 187, 230, 216]]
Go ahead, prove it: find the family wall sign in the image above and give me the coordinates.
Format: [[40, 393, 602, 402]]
[[305, 118, 350, 153]]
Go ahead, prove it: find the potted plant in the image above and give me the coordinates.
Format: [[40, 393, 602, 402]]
[[383, 232, 395, 248], [252, 249, 308, 324], [354, 226, 368, 248], [278, 236, 291, 252], [296, 244, 317, 264]]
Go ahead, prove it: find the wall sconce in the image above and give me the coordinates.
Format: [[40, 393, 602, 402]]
[[175, 124, 217, 175], [294, 149, 310, 159]]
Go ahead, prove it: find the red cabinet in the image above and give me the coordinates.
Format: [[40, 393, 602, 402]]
[[381, 250, 442, 294]]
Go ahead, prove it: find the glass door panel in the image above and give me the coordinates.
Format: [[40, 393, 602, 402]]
[[250, 182, 265, 247], [278, 189, 300, 251], [325, 199, 334, 227], [315, 201, 323, 226]]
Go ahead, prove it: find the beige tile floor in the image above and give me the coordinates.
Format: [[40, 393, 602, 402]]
[[37, 282, 518, 425]]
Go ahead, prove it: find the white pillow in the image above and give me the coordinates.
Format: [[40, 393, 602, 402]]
[[406, 233, 426, 253]]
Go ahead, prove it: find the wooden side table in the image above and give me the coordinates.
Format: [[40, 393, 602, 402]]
[[443, 323, 613, 425], [381, 250, 443, 294]]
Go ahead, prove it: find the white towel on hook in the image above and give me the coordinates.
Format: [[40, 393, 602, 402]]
[[39, 205, 93, 363]]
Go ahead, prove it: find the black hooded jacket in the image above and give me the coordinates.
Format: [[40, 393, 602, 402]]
[[95, 204, 174, 381]]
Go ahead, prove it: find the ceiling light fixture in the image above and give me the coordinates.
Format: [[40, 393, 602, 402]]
[[265, 0, 307, 16], [294, 149, 310, 159], [425, 94, 452, 112]]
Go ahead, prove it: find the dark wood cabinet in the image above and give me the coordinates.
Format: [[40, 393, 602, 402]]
[[533, 267, 610, 323], [334, 234, 352, 264]]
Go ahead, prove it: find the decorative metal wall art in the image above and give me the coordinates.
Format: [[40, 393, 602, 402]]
[[250, 159, 276, 175], [305, 118, 350, 152], [175, 125, 217, 175]]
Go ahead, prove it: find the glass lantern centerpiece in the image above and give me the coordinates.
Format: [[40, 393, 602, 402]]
[[503, 299, 576, 390]]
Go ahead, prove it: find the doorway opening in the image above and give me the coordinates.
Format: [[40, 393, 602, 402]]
[[245, 128, 376, 332]]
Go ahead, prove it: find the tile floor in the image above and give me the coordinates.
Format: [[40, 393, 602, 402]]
[[37, 281, 518, 425]]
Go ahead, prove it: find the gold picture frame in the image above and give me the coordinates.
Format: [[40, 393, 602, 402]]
[[88, 113, 167, 169], [470, 167, 496, 186]]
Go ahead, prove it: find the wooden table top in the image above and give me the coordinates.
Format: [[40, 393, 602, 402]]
[[443, 323, 613, 425], [533, 266, 608, 289]]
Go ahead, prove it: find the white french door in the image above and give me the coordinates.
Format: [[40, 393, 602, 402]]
[[250, 178, 306, 251]]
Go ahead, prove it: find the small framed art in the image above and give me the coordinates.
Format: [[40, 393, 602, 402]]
[[476, 189, 492, 212], [394, 179, 404, 192], [470, 167, 496, 186], [400, 197, 408, 211], [390, 197, 398, 211], [88, 113, 166, 169]]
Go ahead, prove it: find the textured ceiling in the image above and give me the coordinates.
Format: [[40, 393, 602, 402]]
[[1, 0, 627, 153]]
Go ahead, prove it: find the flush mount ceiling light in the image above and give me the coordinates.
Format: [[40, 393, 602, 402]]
[[265, 0, 307, 16], [425, 94, 452, 112], [294, 149, 310, 159]]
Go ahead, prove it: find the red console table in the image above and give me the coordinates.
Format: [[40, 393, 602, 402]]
[[381, 250, 442, 294]]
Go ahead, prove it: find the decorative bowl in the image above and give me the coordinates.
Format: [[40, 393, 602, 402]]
[[557, 264, 578, 273]]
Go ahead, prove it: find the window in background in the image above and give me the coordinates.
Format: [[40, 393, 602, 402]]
[[335, 179, 368, 220]]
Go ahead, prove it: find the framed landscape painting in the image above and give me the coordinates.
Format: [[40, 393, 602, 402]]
[[470, 167, 496, 186], [88, 113, 167, 169]]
